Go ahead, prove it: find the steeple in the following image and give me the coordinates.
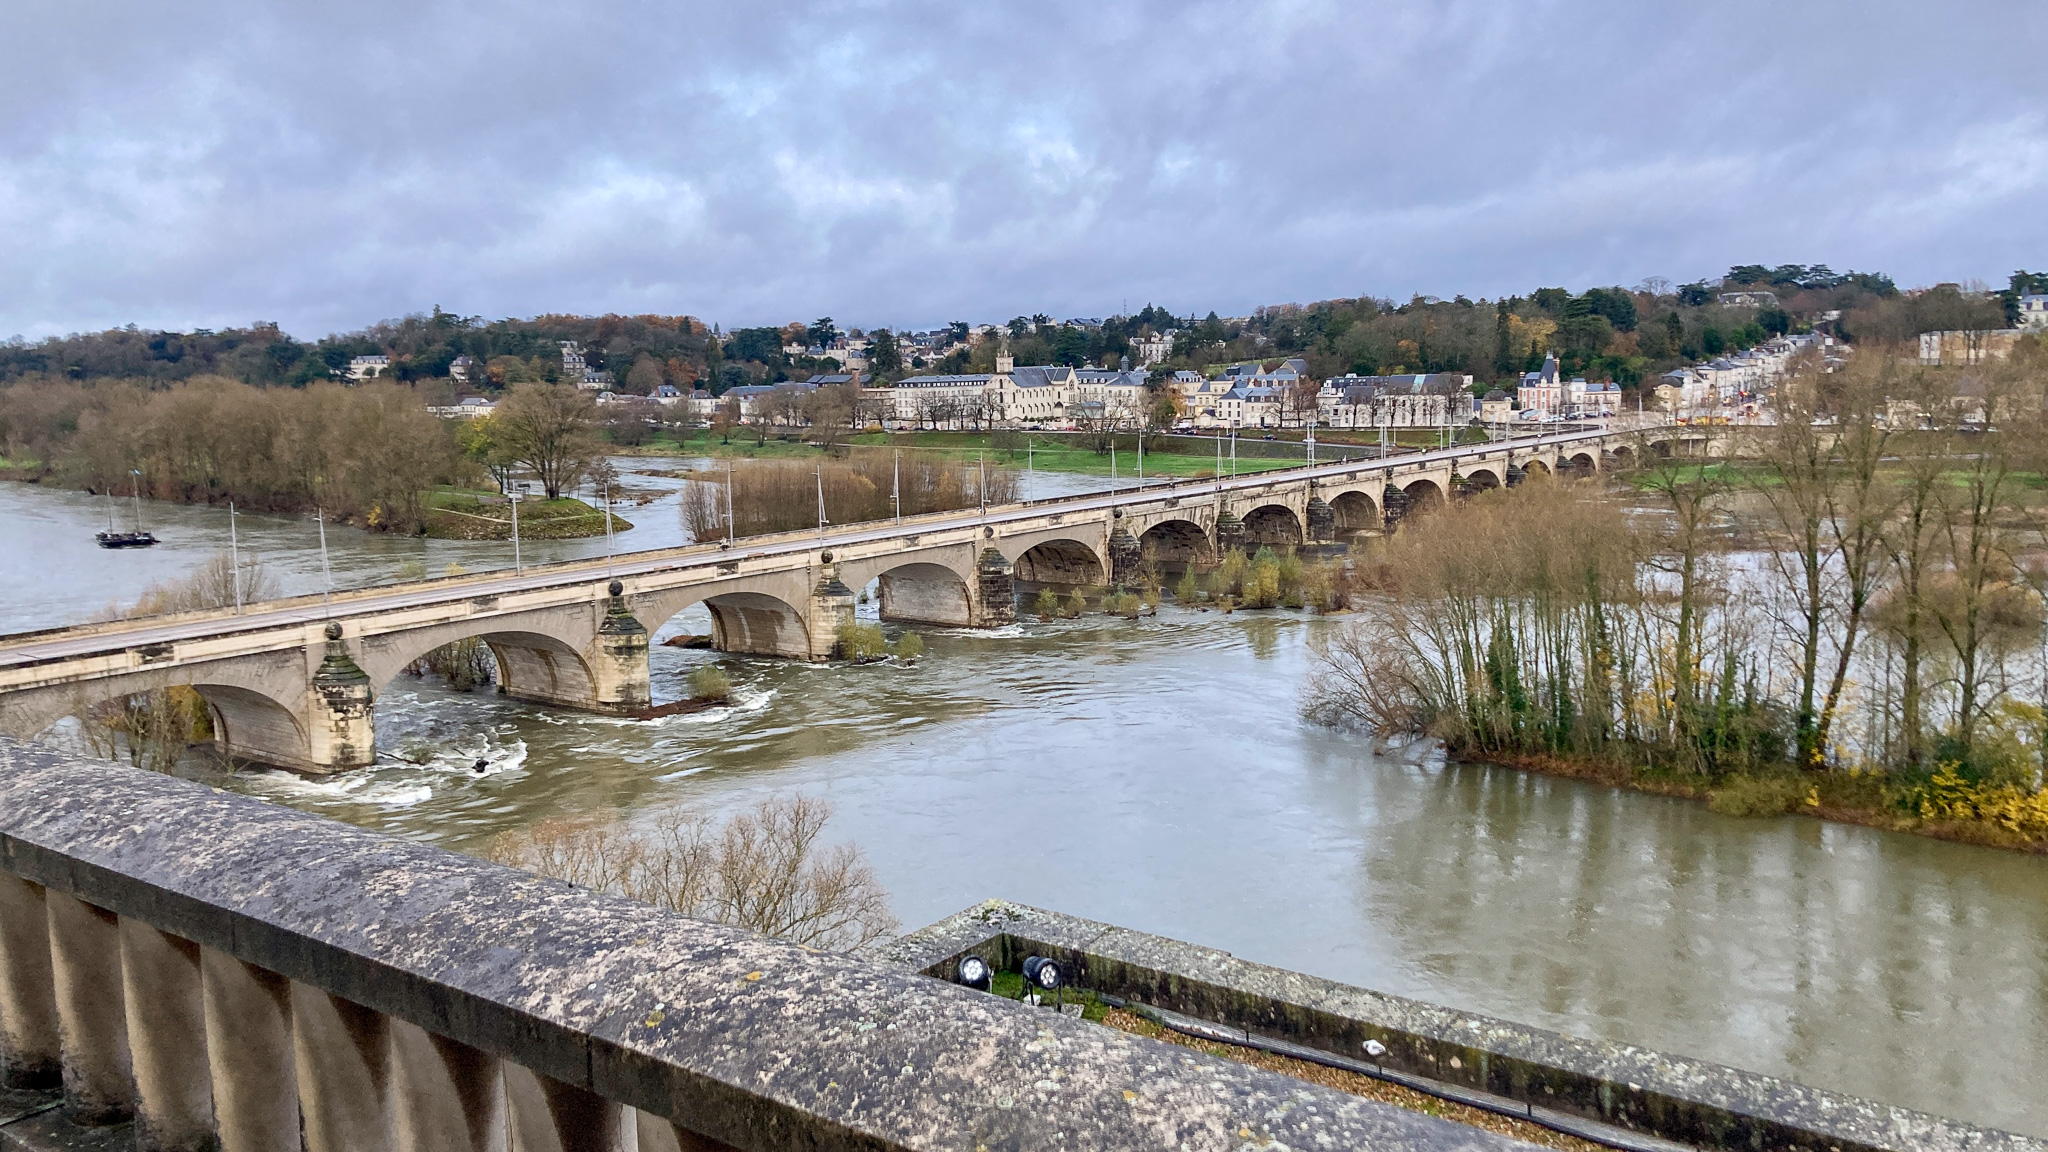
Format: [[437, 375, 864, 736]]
[[995, 335, 1013, 376]]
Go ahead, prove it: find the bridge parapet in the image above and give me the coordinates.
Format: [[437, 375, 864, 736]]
[[0, 737, 1523, 1152]]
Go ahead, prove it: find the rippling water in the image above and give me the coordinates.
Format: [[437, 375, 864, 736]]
[[6, 474, 2048, 1135]]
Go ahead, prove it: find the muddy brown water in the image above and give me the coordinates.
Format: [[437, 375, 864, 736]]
[[5, 469, 2047, 1137]]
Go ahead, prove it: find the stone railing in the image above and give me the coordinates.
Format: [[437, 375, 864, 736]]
[[0, 737, 1527, 1152], [884, 901, 2047, 1152]]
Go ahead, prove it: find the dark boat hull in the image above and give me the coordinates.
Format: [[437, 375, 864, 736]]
[[96, 532, 158, 549]]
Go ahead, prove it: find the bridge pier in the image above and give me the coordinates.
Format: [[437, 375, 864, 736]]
[[589, 581, 651, 712], [1305, 495, 1335, 542], [809, 553, 856, 660], [972, 547, 1016, 627], [307, 624, 376, 774]]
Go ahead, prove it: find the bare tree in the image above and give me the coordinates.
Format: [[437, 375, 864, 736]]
[[495, 382, 598, 499], [485, 794, 898, 952]]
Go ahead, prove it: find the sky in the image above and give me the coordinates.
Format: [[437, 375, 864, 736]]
[[3, 0, 2045, 340]]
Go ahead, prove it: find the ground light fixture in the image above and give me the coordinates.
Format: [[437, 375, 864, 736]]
[[954, 955, 992, 992], [1021, 955, 1064, 1011]]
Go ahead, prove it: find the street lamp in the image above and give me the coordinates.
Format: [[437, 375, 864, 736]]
[[508, 488, 523, 575]]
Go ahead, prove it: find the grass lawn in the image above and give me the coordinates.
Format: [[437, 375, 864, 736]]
[[624, 428, 1301, 477]]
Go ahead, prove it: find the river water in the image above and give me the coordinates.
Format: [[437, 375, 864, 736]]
[[4, 467, 2046, 1137]]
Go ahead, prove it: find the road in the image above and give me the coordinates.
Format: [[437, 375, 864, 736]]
[[0, 427, 1617, 668]]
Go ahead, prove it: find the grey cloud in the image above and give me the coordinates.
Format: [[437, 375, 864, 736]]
[[3, 0, 2045, 338]]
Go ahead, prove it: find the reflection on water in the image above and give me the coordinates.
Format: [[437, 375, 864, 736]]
[[6, 473, 2048, 1134], [201, 608, 2048, 1136]]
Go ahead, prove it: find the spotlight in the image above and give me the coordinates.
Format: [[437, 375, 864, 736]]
[[1021, 956, 1063, 991], [955, 955, 992, 992], [1021, 956, 1066, 1010]]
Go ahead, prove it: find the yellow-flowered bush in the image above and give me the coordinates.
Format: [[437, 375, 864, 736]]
[[1911, 764, 2048, 839]]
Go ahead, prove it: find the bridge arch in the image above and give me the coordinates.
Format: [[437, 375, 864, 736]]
[[1520, 458, 1551, 478], [1458, 466, 1503, 495], [1561, 451, 1599, 477], [1329, 490, 1380, 533], [1138, 519, 1212, 572], [1241, 504, 1303, 546], [1013, 539, 1105, 587], [869, 561, 973, 627], [11, 673, 311, 774], [1401, 478, 1446, 516]]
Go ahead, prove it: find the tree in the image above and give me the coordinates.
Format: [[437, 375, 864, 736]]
[[766, 384, 811, 434], [626, 354, 665, 395], [806, 317, 839, 348], [710, 397, 740, 444], [485, 794, 897, 952], [803, 383, 858, 450], [869, 329, 903, 379], [455, 415, 519, 492], [494, 382, 598, 499]]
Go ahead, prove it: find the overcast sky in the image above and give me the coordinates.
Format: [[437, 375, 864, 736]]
[[3, 1, 2044, 340]]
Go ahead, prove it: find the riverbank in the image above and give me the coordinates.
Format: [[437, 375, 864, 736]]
[[1470, 748, 2048, 856], [614, 427, 1308, 477], [422, 491, 630, 540]]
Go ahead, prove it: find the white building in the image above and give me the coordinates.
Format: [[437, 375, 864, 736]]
[[2020, 294, 2048, 331], [1517, 354, 1563, 414], [346, 355, 389, 381], [559, 341, 614, 390], [1320, 374, 1469, 428], [1131, 330, 1177, 367]]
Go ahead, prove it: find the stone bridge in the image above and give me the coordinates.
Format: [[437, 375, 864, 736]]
[[0, 426, 1710, 773]]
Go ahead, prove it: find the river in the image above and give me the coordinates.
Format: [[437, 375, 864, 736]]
[[5, 467, 2046, 1137]]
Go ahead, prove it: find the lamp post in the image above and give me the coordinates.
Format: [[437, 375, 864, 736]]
[[509, 489, 522, 575], [892, 449, 902, 524], [601, 477, 615, 577], [228, 502, 242, 613], [316, 508, 333, 613], [816, 465, 827, 533], [725, 460, 735, 541]]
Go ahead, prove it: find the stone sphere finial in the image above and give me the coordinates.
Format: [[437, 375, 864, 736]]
[[1112, 506, 1124, 519], [983, 526, 994, 539], [608, 579, 624, 597], [324, 622, 343, 641], [820, 550, 834, 563]]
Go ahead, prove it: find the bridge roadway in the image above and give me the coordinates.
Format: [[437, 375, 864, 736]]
[[0, 426, 1644, 772]]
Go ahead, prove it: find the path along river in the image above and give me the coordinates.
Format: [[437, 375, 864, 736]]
[[4, 464, 2047, 1137]]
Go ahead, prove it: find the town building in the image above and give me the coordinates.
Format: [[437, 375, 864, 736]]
[[1320, 374, 1470, 429], [1131, 330, 1177, 366], [1517, 354, 1564, 414], [1478, 389, 1515, 423], [1920, 328, 2025, 366], [345, 355, 389, 381], [559, 341, 614, 390], [448, 354, 479, 384], [2021, 294, 2048, 331]]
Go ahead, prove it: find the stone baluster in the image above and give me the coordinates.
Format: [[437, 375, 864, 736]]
[[201, 948, 299, 1152], [389, 1018, 506, 1152], [44, 889, 134, 1125], [505, 1064, 636, 1152], [291, 984, 392, 1152], [0, 873, 59, 1089], [119, 918, 215, 1150]]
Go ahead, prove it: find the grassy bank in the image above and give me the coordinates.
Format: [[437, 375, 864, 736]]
[[424, 490, 630, 540], [622, 427, 1305, 478], [1477, 751, 2048, 855]]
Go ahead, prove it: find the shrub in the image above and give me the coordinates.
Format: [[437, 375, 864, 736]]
[[1034, 587, 1062, 620], [485, 794, 898, 951], [837, 621, 888, 662], [894, 632, 925, 661], [686, 664, 731, 702], [1063, 589, 1088, 618], [1706, 775, 1808, 817], [1173, 568, 1199, 602]]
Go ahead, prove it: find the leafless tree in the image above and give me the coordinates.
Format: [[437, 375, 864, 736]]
[[485, 794, 898, 952]]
